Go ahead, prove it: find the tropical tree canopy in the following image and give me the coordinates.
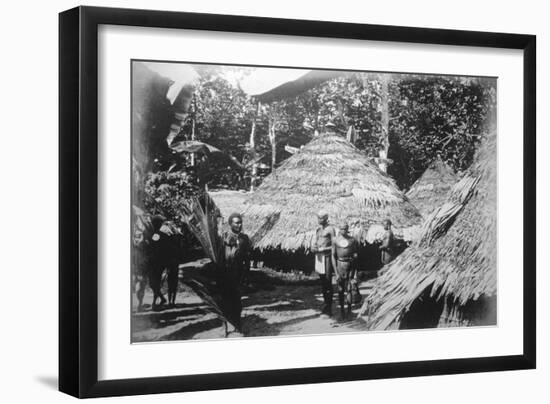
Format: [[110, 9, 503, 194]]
[[133, 64, 497, 216]]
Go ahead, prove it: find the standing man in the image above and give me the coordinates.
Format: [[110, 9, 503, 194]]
[[312, 210, 336, 318], [380, 219, 395, 265], [221, 213, 251, 332], [332, 223, 359, 320], [165, 231, 182, 307], [148, 215, 181, 309]]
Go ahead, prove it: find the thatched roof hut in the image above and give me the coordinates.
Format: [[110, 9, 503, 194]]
[[406, 159, 459, 217], [243, 133, 422, 253], [362, 134, 497, 329], [209, 190, 249, 221]]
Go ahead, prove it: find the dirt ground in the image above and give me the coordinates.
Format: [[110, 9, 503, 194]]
[[131, 264, 375, 343]]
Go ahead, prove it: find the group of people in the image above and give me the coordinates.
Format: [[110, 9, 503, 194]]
[[133, 215, 182, 311], [132, 209, 395, 330], [217, 211, 396, 329], [312, 211, 395, 320], [131, 210, 252, 332]]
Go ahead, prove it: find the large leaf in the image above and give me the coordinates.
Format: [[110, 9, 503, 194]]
[[179, 193, 224, 264]]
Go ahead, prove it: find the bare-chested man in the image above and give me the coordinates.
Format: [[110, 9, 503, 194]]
[[332, 223, 359, 320], [312, 210, 336, 317]]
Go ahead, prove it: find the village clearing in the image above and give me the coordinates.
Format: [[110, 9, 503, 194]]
[[132, 263, 373, 342]]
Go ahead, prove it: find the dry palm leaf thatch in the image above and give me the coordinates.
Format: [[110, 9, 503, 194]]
[[209, 190, 249, 220], [209, 190, 281, 246], [361, 134, 497, 329], [406, 158, 459, 217], [243, 133, 422, 252]]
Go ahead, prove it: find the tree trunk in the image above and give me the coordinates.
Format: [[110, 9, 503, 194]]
[[378, 73, 390, 173], [269, 120, 277, 172], [249, 120, 257, 191], [190, 117, 196, 167], [190, 95, 197, 166], [249, 102, 260, 191]]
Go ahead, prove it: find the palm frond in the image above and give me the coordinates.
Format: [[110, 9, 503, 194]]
[[181, 277, 231, 325], [179, 193, 224, 264]]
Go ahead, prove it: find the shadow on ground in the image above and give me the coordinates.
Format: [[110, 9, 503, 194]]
[[131, 266, 374, 342]]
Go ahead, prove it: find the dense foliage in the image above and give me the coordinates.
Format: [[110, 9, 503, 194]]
[[282, 73, 497, 188], [389, 77, 497, 188], [143, 171, 201, 224], [136, 65, 497, 193]]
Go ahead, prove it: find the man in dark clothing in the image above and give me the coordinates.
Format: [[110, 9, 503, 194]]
[[312, 210, 336, 317], [166, 249, 180, 307], [380, 219, 395, 265], [133, 213, 162, 311], [148, 215, 181, 308], [132, 214, 182, 310], [221, 213, 251, 331], [332, 223, 359, 320]]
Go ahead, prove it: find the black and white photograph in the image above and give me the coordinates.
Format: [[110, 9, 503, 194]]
[[131, 61, 497, 342], [1, 0, 544, 401]]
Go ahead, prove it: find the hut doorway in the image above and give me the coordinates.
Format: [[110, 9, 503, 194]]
[[398, 286, 444, 329], [438, 295, 497, 327], [399, 289, 497, 329]]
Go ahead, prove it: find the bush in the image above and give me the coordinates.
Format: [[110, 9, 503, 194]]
[[143, 170, 202, 241]]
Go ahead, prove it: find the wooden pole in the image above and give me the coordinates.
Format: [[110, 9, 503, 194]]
[[379, 73, 390, 173], [249, 101, 260, 191], [190, 94, 196, 167], [269, 119, 277, 172]]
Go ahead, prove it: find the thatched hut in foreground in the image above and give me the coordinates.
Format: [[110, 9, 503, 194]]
[[406, 159, 459, 217], [362, 135, 497, 329], [243, 133, 422, 270]]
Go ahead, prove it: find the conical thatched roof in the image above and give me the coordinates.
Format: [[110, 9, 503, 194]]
[[362, 134, 497, 330], [209, 190, 249, 221], [243, 134, 422, 252], [406, 159, 459, 217]]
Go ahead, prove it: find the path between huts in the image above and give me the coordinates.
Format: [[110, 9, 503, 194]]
[[132, 261, 374, 342]]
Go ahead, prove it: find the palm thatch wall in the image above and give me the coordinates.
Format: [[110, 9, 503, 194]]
[[361, 134, 497, 330], [243, 133, 422, 253], [209, 190, 249, 221], [406, 159, 459, 217]]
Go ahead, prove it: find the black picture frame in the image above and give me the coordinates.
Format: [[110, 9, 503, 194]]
[[59, 6, 536, 398]]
